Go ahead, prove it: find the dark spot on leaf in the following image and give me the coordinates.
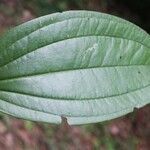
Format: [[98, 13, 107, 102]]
[[119, 56, 122, 59], [138, 71, 141, 74]]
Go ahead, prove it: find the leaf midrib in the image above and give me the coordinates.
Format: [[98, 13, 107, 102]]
[[0, 64, 149, 81], [0, 82, 149, 101]]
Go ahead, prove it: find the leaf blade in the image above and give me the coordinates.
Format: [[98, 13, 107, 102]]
[[0, 11, 150, 124]]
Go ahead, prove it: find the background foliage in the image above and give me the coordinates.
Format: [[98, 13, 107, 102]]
[[0, 0, 150, 150]]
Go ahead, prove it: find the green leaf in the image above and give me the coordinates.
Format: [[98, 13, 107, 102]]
[[0, 10, 150, 125]]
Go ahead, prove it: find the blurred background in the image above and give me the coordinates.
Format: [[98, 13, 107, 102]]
[[0, 0, 150, 150]]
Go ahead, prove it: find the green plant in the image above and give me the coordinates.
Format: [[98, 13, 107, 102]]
[[0, 11, 149, 125]]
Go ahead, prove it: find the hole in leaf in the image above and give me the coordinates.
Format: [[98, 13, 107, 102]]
[[61, 116, 68, 125]]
